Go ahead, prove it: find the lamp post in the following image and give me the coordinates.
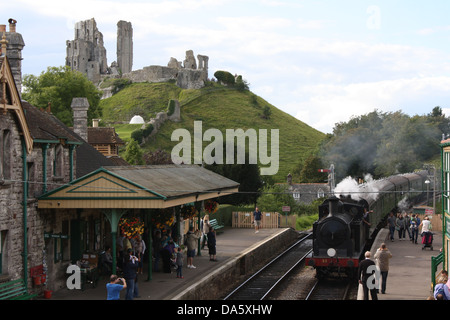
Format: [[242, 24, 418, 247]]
[[425, 179, 430, 206]]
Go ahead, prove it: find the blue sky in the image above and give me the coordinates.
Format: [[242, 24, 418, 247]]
[[2, 0, 450, 133]]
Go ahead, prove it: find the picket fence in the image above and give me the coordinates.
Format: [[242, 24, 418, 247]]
[[232, 212, 296, 229]]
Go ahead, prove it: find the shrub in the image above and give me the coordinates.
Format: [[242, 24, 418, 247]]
[[214, 70, 235, 85]]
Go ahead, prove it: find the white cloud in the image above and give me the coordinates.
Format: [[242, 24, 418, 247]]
[[292, 76, 450, 133]]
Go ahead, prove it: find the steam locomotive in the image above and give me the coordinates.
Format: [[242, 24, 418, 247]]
[[305, 171, 428, 278]]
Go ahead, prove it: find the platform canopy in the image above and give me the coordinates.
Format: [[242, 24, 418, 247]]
[[38, 164, 240, 209]]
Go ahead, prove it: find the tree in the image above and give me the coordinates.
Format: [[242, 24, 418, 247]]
[[124, 139, 144, 165], [256, 184, 299, 214], [22, 66, 102, 126], [320, 108, 444, 180]]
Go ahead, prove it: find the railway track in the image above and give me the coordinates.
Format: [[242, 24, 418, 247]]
[[305, 278, 354, 300], [223, 232, 312, 300]]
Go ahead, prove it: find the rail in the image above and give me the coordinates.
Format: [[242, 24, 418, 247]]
[[305, 279, 353, 300], [223, 233, 312, 300]]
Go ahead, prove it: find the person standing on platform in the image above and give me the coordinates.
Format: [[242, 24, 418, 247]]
[[358, 251, 378, 300], [403, 212, 411, 240], [374, 243, 392, 294], [207, 227, 217, 261], [387, 212, 396, 242], [123, 249, 139, 300], [106, 275, 127, 300], [410, 214, 420, 244], [186, 226, 201, 268], [202, 215, 210, 249], [395, 213, 406, 240], [253, 207, 262, 233], [175, 247, 184, 279]]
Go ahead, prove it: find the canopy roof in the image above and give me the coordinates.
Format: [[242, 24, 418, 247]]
[[38, 165, 240, 209]]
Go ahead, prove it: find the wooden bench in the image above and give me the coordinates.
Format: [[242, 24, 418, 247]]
[[0, 279, 38, 300], [209, 219, 224, 233]]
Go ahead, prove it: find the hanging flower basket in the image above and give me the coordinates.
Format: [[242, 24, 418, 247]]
[[119, 217, 144, 239], [180, 204, 198, 220], [204, 200, 219, 214], [151, 208, 175, 230]]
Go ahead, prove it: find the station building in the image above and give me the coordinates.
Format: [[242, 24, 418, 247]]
[[438, 137, 450, 284], [0, 21, 239, 295]]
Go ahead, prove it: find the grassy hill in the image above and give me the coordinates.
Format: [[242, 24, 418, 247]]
[[100, 81, 326, 182]]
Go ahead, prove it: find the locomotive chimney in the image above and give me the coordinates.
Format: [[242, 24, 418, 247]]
[[328, 196, 340, 215]]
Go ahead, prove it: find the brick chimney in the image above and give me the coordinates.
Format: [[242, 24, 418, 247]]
[[3, 19, 25, 95], [71, 97, 90, 141]]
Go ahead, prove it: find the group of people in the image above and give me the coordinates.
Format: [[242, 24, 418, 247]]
[[358, 243, 393, 300], [104, 234, 147, 300], [106, 246, 142, 300], [386, 211, 431, 244], [106, 207, 265, 300], [151, 215, 218, 280]]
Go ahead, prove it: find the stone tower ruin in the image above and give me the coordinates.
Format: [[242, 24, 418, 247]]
[[66, 18, 108, 83], [66, 18, 133, 83], [66, 18, 208, 90], [116, 21, 133, 74]]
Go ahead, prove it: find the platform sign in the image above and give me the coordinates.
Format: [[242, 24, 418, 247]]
[[425, 208, 434, 215]]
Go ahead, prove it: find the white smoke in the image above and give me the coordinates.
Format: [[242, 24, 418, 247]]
[[335, 176, 361, 199], [334, 173, 380, 201], [397, 196, 410, 212]]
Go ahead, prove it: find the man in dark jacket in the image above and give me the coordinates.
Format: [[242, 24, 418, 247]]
[[358, 251, 378, 300], [123, 248, 139, 300]]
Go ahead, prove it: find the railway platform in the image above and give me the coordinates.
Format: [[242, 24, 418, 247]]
[[47, 227, 299, 300], [358, 227, 443, 300]]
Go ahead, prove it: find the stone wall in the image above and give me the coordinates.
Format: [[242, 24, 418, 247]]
[[170, 228, 300, 300]]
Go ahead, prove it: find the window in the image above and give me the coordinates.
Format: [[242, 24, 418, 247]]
[[0, 129, 11, 182], [0, 230, 7, 275], [53, 145, 64, 178], [317, 188, 325, 198], [293, 192, 300, 200]]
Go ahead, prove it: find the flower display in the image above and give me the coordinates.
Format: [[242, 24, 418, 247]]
[[204, 200, 219, 214], [180, 204, 198, 220], [151, 208, 175, 230], [119, 217, 144, 239]]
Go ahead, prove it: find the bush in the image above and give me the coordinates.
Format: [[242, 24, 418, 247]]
[[131, 129, 143, 144], [296, 214, 318, 231], [214, 70, 235, 85], [167, 99, 176, 116]]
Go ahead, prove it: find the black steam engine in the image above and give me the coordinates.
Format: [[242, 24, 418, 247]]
[[306, 171, 428, 278]]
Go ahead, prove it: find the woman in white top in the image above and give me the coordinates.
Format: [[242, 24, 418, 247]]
[[419, 216, 431, 233]]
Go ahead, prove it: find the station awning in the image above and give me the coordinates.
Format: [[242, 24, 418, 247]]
[[38, 164, 240, 209]]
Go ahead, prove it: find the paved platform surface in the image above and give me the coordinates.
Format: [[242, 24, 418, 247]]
[[358, 227, 443, 300], [48, 227, 285, 300]]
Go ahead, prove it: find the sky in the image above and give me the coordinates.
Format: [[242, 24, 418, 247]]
[[2, 0, 450, 134]]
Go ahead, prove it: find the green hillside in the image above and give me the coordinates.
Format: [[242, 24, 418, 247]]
[[100, 82, 326, 182]]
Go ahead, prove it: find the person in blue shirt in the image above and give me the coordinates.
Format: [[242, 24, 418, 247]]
[[253, 207, 262, 233], [106, 274, 127, 300]]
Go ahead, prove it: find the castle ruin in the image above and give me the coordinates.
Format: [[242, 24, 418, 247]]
[[66, 18, 208, 90]]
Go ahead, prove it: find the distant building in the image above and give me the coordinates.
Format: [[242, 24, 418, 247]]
[[281, 174, 330, 204]]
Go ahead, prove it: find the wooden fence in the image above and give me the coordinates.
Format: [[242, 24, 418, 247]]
[[232, 212, 297, 229]]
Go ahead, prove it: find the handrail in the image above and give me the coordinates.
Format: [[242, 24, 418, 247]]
[[431, 251, 444, 289]]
